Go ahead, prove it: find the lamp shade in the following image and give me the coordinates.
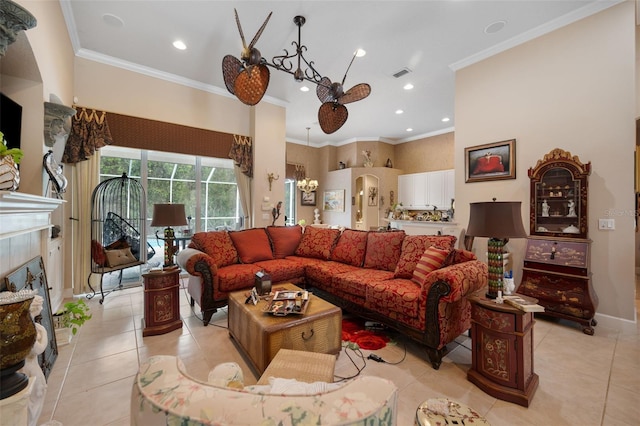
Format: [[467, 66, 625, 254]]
[[466, 201, 527, 239], [151, 204, 187, 227]]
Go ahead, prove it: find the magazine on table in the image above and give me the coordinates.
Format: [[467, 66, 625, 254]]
[[503, 294, 545, 312], [263, 290, 310, 316]]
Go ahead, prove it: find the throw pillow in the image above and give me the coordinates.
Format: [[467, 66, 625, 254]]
[[294, 226, 341, 260], [394, 235, 457, 278], [229, 228, 274, 263], [189, 231, 239, 267], [266, 225, 303, 258], [105, 247, 137, 267], [411, 246, 450, 285], [330, 229, 368, 266], [363, 230, 405, 272], [91, 239, 107, 267], [106, 236, 129, 250]]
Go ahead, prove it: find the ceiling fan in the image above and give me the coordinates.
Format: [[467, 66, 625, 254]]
[[315, 52, 371, 134], [221, 10, 371, 134]]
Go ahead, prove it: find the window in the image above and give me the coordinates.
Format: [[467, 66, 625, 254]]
[[284, 179, 296, 225], [100, 146, 242, 235]]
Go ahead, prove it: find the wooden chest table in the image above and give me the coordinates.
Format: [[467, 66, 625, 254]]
[[142, 268, 182, 337], [228, 283, 342, 375]]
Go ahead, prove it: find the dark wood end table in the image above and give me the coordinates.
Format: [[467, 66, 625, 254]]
[[142, 268, 183, 336]]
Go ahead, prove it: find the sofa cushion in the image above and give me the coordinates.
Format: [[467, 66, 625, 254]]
[[367, 279, 421, 318], [330, 229, 368, 267], [254, 259, 306, 283], [394, 235, 457, 278], [190, 231, 238, 268], [294, 226, 341, 260], [266, 225, 303, 259], [105, 247, 137, 267], [447, 249, 477, 265], [332, 269, 395, 297], [305, 261, 360, 290], [411, 246, 449, 285], [217, 263, 263, 293], [229, 228, 274, 263], [363, 230, 405, 272]]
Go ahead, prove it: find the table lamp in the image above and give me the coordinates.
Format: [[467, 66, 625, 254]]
[[466, 199, 527, 299], [151, 204, 187, 267]]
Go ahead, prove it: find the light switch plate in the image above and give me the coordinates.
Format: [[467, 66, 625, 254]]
[[598, 218, 615, 230]]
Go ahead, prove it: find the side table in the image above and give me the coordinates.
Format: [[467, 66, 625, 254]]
[[142, 268, 182, 337], [467, 291, 539, 407]]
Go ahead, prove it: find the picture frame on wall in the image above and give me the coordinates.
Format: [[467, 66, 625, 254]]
[[300, 190, 316, 206], [323, 189, 345, 212], [465, 139, 516, 183]]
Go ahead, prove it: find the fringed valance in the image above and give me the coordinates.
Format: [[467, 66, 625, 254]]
[[229, 134, 253, 178], [62, 107, 113, 164]]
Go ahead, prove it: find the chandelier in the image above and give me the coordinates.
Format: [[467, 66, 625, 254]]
[[222, 10, 371, 134], [297, 127, 318, 194]]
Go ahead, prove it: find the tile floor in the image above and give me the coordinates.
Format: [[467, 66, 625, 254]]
[[37, 277, 639, 426]]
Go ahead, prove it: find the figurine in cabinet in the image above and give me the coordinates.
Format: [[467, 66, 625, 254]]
[[541, 200, 550, 217], [567, 200, 576, 217]]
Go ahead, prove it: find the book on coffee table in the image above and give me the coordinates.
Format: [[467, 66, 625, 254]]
[[503, 294, 545, 312], [263, 290, 309, 316]]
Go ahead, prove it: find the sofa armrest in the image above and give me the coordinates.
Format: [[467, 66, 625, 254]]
[[177, 248, 219, 277], [422, 260, 488, 304]]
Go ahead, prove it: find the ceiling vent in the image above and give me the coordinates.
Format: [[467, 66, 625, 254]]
[[392, 68, 412, 79]]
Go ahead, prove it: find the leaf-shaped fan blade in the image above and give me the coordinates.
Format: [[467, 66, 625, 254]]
[[234, 65, 270, 106], [316, 77, 335, 103], [222, 55, 243, 95], [338, 83, 371, 105], [234, 8, 247, 49], [249, 12, 273, 49], [318, 102, 348, 134]]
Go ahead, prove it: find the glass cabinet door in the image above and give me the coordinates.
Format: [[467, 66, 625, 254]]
[[529, 148, 590, 239]]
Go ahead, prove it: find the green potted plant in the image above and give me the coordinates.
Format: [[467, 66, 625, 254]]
[[0, 131, 23, 191], [54, 299, 92, 344]]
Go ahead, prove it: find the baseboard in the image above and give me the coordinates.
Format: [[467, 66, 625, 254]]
[[594, 312, 638, 334]]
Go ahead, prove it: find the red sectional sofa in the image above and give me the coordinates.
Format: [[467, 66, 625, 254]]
[[177, 225, 487, 369]]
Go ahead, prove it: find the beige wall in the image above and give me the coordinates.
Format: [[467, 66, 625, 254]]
[[395, 132, 454, 174], [455, 2, 636, 324]]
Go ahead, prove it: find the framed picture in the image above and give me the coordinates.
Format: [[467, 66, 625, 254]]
[[368, 187, 378, 206], [465, 139, 516, 183], [323, 189, 345, 212], [300, 190, 316, 206]]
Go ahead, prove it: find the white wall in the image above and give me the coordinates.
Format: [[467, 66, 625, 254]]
[[455, 2, 636, 325]]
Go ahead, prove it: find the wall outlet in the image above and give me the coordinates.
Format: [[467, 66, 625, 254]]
[[598, 218, 615, 230]]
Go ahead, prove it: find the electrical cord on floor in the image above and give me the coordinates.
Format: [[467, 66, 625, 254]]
[[366, 341, 407, 365], [334, 342, 367, 382]]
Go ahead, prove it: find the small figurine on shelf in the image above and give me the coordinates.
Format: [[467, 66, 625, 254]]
[[541, 200, 550, 217], [313, 208, 321, 224], [567, 200, 576, 217]]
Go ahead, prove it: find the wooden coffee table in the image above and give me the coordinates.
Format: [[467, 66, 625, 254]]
[[228, 283, 342, 375]]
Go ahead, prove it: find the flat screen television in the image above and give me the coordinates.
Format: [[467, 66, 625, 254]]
[[0, 93, 22, 150]]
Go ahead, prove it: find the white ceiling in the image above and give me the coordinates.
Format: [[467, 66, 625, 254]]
[[60, 1, 618, 146]]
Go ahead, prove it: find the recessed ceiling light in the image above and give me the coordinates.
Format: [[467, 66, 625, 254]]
[[173, 40, 187, 50], [102, 13, 124, 28], [300, 86, 310, 92], [403, 83, 414, 90], [355, 48, 366, 57], [406, 128, 413, 132], [395, 109, 403, 115], [442, 117, 450, 122], [484, 20, 507, 34]]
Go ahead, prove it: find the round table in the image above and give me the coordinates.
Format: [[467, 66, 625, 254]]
[[415, 398, 489, 426]]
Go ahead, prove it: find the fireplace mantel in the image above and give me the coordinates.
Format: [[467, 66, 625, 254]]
[[0, 191, 64, 240]]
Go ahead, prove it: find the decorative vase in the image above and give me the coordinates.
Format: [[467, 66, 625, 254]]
[[364, 160, 374, 168], [0, 155, 20, 191], [0, 290, 37, 399]]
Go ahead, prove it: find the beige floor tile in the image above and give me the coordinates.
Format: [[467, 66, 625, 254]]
[[603, 383, 640, 425], [70, 330, 138, 365]]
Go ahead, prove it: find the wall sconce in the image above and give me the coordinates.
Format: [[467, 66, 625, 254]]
[[44, 100, 76, 147], [267, 172, 279, 191]]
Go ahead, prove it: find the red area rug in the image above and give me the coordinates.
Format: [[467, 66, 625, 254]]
[[342, 318, 391, 350]]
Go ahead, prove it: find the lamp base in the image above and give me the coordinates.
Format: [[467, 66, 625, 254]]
[[487, 238, 506, 299], [0, 360, 28, 400]]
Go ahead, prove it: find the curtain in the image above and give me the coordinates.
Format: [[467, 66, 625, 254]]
[[230, 135, 253, 228], [69, 153, 101, 295], [62, 108, 113, 164]]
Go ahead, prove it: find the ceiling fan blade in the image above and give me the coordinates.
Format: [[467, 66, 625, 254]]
[[234, 8, 247, 49], [318, 102, 348, 134], [338, 83, 371, 105], [316, 77, 334, 103], [234, 65, 270, 106], [222, 55, 243, 95], [248, 11, 273, 49]]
